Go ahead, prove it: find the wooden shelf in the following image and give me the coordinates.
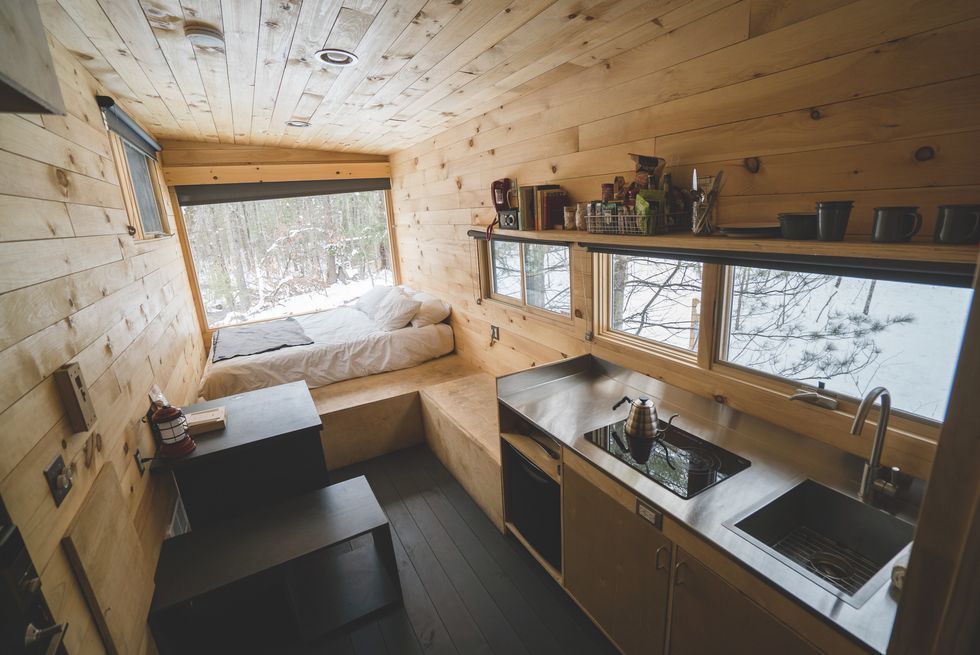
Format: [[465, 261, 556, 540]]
[[479, 229, 978, 265]]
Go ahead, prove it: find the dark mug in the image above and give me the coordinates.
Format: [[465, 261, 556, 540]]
[[816, 200, 853, 241], [934, 205, 980, 244], [872, 207, 922, 242]]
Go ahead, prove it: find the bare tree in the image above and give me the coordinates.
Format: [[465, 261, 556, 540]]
[[725, 267, 913, 383], [183, 191, 392, 326], [612, 258, 913, 383]]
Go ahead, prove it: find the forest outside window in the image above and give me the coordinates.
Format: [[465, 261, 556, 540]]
[[488, 240, 571, 317], [719, 267, 972, 422], [609, 255, 703, 352], [181, 191, 393, 328]]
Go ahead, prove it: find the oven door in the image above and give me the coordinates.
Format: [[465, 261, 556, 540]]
[[502, 441, 562, 572]]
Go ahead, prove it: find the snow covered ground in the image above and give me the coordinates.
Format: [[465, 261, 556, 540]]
[[612, 257, 972, 422], [726, 275, 971, 421], [209, 270, 394, 327]]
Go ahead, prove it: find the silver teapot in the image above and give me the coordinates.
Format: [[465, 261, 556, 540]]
[[613, 396, 678, 463]]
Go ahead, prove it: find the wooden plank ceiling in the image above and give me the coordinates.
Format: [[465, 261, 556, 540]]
[[38, 0, 703, 155]]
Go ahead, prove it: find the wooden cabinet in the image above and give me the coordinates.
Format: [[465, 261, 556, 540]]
[[670, 548, 821, 655], [563, 450, 672, 655]]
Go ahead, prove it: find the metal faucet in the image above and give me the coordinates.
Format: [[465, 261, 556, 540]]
[[850, 387, 899, 502]]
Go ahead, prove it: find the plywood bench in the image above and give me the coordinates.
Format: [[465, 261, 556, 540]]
[[310, 355, 478, 469], [420, 373, 503, 531], [308, 355, 503, 531]]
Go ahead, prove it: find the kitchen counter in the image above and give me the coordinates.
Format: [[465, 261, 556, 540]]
[[497, 356, 920, 654]]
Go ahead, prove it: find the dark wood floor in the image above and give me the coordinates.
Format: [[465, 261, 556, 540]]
[[302, 445, 617, 655]]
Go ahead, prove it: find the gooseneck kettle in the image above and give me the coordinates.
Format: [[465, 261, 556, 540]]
[[613, 396, 678, 464], [615, 396, 659, 439]]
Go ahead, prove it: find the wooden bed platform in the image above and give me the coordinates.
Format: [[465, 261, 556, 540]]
[[311, 355, 503, 530]]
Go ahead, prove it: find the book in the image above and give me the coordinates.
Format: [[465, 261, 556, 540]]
[[186, 406, 226, 436], [534, 184, 560, 230], [544, 190, 569, 229], [518, 186, 535, 230]]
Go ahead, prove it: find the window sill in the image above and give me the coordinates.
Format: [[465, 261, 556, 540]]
[[130, 228, 174, 241]]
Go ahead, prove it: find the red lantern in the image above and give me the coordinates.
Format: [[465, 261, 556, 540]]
[[151, 405, 197, 458]]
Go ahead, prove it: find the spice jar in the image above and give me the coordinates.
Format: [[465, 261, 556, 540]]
[[575, 203, 588, 231], [563, 206, 576, 230]]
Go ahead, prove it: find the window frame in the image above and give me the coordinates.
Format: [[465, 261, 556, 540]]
[[594, 252, 946, 440], [480, 238, 574, 323], [109, 132, 170, 239], [596, 253, 705, 363], [711, 264, 951, 428], [172, 186, 400, 337]]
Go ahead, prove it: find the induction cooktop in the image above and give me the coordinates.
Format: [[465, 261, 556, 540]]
[[584, 420, 750, 499]]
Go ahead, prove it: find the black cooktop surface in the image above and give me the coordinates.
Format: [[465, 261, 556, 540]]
[[584, 420, 750, 499]]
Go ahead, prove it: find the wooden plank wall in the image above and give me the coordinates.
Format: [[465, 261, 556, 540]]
[[157, 140, 391, 186], [0, 34, 205, 655], [389, 0, 980, 471]]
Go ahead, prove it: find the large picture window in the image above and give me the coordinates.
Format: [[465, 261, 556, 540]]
[[488, 240, 571, 317], [719, 267, 972, 422], [610, 255, 702, 352], [181, 191, 393, 328], [598, 250, 972, 423]]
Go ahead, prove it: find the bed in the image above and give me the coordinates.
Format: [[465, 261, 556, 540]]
[[199, 303, 454, 399]]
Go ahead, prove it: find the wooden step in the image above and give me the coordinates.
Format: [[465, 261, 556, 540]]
[[420, 373, 503, 531], [310, 355, 478, 469]]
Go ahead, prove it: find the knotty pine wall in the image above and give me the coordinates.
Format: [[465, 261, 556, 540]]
[[390, 0, 980, 477], [0, 35, 204, 655]]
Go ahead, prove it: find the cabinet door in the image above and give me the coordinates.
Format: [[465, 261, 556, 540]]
[[670, 548, 821, 655], [563, 456, 671, 655]]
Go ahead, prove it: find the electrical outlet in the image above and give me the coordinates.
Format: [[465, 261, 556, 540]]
[[43, 455, 72, 507], [490, 325, 500, 341]]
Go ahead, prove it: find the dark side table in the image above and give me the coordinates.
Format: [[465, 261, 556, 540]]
[[150, 476, 401, 654], [154, 381, 327, 529]]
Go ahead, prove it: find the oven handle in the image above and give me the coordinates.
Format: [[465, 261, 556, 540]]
[[514, 447, 556, 487]]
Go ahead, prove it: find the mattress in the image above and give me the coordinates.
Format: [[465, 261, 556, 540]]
[[199, 306, 454, 399]]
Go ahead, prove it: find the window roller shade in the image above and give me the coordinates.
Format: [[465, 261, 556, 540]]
[[175, 178, 392, 206], [96, 95, 160, 159], [465, 230, 974, 287]]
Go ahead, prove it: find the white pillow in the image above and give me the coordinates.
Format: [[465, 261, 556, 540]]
[[374, 289, 422, 331], [353, 285, 392, 318], [410, 292, 451, 328]]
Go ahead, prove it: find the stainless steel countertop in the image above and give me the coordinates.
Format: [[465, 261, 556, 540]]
[[497, 356, 919, 654]]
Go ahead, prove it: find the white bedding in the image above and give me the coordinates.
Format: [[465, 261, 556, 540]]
[[199, 306, 454, 399]]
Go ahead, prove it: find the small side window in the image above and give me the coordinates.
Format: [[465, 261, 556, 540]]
[[484, 239, 572, 318], [609, 254, 703, 352], [109, 133, 169, 239]]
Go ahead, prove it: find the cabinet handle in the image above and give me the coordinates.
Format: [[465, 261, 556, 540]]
[[674, 560, 687, 586], [655, 545, 670, 571]]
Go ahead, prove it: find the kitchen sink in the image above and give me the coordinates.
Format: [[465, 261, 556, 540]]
[[725, 479, 914, 608]]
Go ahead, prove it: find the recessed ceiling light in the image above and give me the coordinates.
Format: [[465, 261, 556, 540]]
[[185, 23, 224, 48], [314, 48, 358, 67], [286, 120, 311, 128]]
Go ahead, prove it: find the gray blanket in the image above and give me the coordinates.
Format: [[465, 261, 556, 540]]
[[211, 317, 314, 363]]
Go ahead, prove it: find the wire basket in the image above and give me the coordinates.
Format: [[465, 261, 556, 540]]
[[586, 213, 648, 236]]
